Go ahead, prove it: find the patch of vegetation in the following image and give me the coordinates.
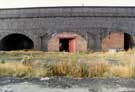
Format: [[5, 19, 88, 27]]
[[0, 49, 134, 78]]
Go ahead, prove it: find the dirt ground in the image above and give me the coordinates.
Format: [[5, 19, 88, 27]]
[[0, 77, 135, 92]]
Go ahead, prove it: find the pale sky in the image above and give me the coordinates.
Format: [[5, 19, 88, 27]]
[[0, 0, 135, 8]]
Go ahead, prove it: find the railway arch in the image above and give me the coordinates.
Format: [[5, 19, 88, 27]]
[[0, 7, 134, 52]]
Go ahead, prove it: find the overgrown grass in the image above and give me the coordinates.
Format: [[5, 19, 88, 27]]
[[0, 49, 135, 78]]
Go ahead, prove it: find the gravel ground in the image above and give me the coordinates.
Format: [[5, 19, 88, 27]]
[[0, 77, 135, 92]]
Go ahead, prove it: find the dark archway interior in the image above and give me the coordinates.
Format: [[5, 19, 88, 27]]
[[124, 33, 134, 50], [0, 34, 34, 51], [59, 39, 69, 52]]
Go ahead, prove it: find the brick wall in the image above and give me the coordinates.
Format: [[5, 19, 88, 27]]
[[102, 32, 124, 51], [0, 7, 135, 51]]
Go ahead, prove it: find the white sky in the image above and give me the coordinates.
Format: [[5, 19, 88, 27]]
[[0, 0, 135, 8]]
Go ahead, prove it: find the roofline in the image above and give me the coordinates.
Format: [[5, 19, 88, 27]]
[[1, 6, 135, 10]]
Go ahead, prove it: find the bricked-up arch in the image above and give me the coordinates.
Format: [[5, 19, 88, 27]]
[[48, 32, 87, 52], [0, 33, 34, 51], [102, 32, 134, 51]]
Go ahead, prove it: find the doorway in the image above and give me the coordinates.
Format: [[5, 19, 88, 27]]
[[60, 39, 69, 52], [124, 33, 134, 50], [59, 38, 76, 52]]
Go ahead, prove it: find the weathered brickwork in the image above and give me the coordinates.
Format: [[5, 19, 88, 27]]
[[48, 32, 87, 52], [102, 32, 124, 51], [0, 7, 134, 51]]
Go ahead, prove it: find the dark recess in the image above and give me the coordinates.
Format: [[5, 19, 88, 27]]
[[0, 34, 34, 51], [124, 33, 134, 50], [59, 39, 69, 52]]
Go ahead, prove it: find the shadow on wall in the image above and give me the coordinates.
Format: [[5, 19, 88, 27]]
[[0, 33, 34, 51]]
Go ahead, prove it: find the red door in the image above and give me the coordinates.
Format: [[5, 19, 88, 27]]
[[69, 38, 76, 52]]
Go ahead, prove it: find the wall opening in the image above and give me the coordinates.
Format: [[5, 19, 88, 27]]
[[102, 32, 134, 51], [0, 33, 34, 51], [48, 32, 87, 52], [59, 38, 69, 52], [59, 38, 76, 52], [124, 33, 134, 50]]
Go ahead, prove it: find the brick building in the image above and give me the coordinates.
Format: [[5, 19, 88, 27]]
[[0, 6, 134, 52]]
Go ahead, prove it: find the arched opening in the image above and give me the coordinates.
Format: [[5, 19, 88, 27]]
[[124, 33, 134, 50], [48, 32, 87, 52], [0, 33, 34, 51], [102, 32, 134, 51]]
